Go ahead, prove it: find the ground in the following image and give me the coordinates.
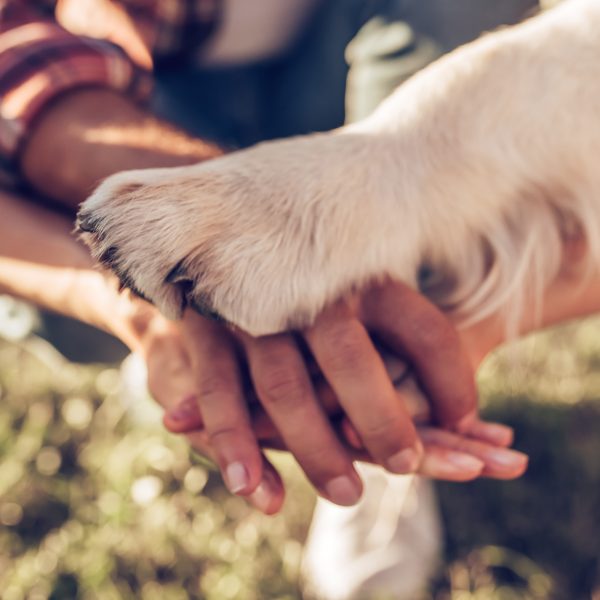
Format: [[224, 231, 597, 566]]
[[0, 315, 599, 599]]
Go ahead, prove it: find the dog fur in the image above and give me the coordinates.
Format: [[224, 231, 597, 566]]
[[78, 0, 600, 337]]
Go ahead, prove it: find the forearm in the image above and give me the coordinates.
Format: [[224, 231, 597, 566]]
[[20, 88, 223, 208], [3, 87, 225, 347], [0, 189, 152, 351], [461, 242, 600, 368]]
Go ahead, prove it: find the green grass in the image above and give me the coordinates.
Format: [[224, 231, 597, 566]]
[[0, 318, 599, 599]]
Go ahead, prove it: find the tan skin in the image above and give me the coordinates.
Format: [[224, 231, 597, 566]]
[[10, 87, 586, 513]]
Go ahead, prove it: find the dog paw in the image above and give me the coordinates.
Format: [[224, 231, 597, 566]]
[[78, 131, 423, 335]]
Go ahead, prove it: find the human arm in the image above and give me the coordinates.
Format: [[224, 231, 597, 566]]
[[0, 0, 221, 200], [20, 88, 222, 208]]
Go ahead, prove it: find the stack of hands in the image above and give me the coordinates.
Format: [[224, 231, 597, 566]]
[[127, 280, 529, 514], [0, 88, 534, 515]]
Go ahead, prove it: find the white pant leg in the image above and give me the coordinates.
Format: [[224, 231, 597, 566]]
[[302, 464, 442, 600]]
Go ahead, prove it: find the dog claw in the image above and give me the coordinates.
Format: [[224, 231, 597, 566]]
[[165, 259, 189, 284], [76, 214, 99, 234]]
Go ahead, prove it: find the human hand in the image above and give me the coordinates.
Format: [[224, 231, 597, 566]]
[[36, 253, 523, 512], [20, 88, 222, 208], [163, 280, 528, 511]]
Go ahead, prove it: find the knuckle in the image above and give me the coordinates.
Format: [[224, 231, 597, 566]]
[[197, 372, 239, 404], [257, 367, 309, 407], [411, 311, 458, 356], [362, 411, 410, 446], [206, 423, 248, 447], [296, 446, 349, 481], [319, 321, 366, 372]]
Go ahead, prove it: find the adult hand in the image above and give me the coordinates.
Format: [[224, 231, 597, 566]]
[[164, 279, 528, 510]]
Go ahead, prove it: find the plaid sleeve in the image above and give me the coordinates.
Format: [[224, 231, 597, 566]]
[[0, 0, 221, 187]]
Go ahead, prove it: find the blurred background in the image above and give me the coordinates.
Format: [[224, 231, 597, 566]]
[[1, 0, 600, 599], [0, 299, 599, 599]]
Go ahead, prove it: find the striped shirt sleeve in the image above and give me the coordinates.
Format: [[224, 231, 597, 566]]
[[0, 0, 220, 187]]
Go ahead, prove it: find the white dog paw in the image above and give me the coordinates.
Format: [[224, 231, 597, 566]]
[[78, 132, 422, 335]]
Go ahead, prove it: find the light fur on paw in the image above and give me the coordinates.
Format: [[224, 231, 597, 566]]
[[79, 0, 600, 336]]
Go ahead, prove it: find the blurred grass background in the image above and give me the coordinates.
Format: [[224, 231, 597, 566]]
[[0, 310, 599, 599]]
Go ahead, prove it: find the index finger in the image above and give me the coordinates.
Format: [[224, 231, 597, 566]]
[[361, 280, 477, 429]]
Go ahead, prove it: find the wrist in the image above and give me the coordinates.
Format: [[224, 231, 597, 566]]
[[458, 248, 600, 371]]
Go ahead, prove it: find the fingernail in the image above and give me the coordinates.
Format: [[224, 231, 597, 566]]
[[462, 420, 514, 446], [478, 423, 514, 446], [421, 451, 485, 479], [485, 448, 528, 470], [248, 470, 278, 513], [386, 447, 421, 474], [324, 475, 362, 506], [225, 462, 249, 494], [445, 452, 485, 472], [168, 396, 199, 422]]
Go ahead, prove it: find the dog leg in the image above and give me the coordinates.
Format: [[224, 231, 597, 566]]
[[79, 0, 600, 336]]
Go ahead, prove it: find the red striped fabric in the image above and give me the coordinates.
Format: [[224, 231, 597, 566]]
[[0, 0, 220, 182]]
